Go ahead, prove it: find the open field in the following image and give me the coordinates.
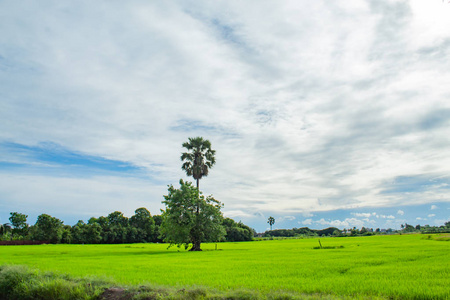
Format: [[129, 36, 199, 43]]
[[1, 234, 449, 299]]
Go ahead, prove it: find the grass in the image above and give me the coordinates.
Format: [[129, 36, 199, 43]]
[[0, 234, 449, 299], [0, 265, 110, 300]]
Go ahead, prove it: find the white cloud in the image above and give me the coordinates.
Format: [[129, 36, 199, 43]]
[[302, 219, 313, 225], [1, 1, 450, 231], [301, 212, 314, 218], [314, 218, 367, 229], [397, 210, 405, 216], [431, 205, 438, 210], [279, 216, 296, 222], [377, 214, 396, 219], [428, 214, 435, 218], [352, 212, 372, 218]]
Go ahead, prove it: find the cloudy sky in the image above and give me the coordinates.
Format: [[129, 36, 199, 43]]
[[1, 0, 449, 232]]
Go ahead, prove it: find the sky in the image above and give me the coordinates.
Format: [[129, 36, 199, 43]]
[[1, 0, 449, 232]]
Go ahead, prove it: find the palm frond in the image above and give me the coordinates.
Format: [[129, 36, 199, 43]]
[[180, 137, 216, 186]]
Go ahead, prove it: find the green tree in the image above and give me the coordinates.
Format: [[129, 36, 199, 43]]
[[151, 215, 163, 243], [9, 212, 28, 237], [89, 216, 109, 243], [30, 214, 63, 243], [61, 225, 72, 244], [130, 207, 155, 243], [268, 216, 275, 230], [0, 223, 12, 235], [222, 218, 254, 242], [107, 211, 128, 227], [85, 223, 103, 244], [160, 180, 225, 251], [71, 220, 87, 243], [103, 211, 129, 244], [181, 137, 216, 190]]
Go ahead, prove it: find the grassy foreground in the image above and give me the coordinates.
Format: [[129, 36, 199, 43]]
[[0, 234, 449, 299]]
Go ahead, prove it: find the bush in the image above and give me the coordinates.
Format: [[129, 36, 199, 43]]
[[0, 265, 109, 300]]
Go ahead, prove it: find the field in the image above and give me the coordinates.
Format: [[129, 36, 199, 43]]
[[1, 234, 449, 299]]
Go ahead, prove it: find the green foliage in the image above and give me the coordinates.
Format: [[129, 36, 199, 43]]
[[267, 216, 275, 230], [30, 214, 64, 243], [160, 180, 225, 250], [264, 227, 317, 237], [332, 229, 343, 237], [223, 218, 255, 242], [0, 224, 11, 236], [129, 208, 155, 243], [0, 265, 109, 300], [181, 137, 216, 188], [9, 212, 29, 237], [149, 215, 164, 243]]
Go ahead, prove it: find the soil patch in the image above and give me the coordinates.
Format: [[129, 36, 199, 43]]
[[100, 287, 132, 300]]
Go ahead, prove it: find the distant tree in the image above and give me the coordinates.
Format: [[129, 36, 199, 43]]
[[85, 223, 103, 244], [268, 216, 275, 230], [152, 215, 163, 227], [9, 212, 28, 237], [130, 207, 155, 243], [222, 218, 255, 242], [0, 223, 12, 235], [160, 180, 225, 251], [104, 211, 129, 243], [61, 225, 72, 244], [71, 220, 87, 243], [30, 214, 63, 243], [151, 215, 163, 243], [107, 211, 128, 227], [181, 137, 216, 190], [332, 229, 343, 237], [403, 224, 415, 232], [72, 220, 103, 244]]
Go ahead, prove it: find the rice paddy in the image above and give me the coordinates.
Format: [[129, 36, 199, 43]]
[[1, 234, 449, 299]]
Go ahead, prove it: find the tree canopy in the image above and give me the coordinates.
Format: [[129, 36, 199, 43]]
[[160, 179, 225, 251], [181, 137, 216, 189], [268, 216, 275, 230]]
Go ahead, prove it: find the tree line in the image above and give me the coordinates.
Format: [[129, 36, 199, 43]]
[[262, 222, 450, 238], [0, 209, 255, 244]]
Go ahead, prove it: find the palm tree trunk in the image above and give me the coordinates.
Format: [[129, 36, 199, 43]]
[[196, 178, 200, 214]]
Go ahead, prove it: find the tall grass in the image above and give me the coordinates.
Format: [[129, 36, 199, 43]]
[[0, 265, 110, 299], [0, 234, 449, 299]]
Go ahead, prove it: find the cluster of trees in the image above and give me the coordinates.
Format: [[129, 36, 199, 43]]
[[263, 221, 450, 238], [399, 222, 450, 234], [1, 209, 159, 244], [263, 227, 341, 238], [0, 209, 255, 244]]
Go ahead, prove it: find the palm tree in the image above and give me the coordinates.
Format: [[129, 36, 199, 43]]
[[181, 137, 216, 190], [268, 216, 275, 230], [0, 223, 12, 235]]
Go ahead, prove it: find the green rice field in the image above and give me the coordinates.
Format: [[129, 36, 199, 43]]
[[1, 234, 449, 299]]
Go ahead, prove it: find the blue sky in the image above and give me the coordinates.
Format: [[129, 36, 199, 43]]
[[1, 0, 449, 232]]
